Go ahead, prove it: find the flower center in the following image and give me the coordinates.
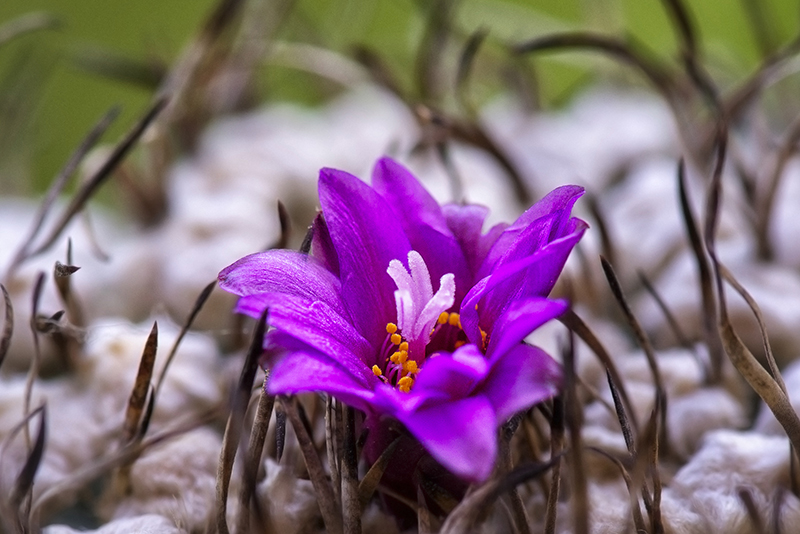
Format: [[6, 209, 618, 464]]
[[371, 250, 455, 393]]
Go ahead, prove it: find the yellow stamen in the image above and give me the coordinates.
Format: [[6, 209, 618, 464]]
[[386, 323, 398, 334], [398, 376, 414, 393], [437, 312, 449, 325], [405, 360, 419, 374], [391, 333, 402, 345], [448, 313, 461, 327], [480, 328, 488, 349], [390, 350, 408, 365], [399, 341, 409, 352], [454, 340, 465, 349], [372, 365, 382, 376]]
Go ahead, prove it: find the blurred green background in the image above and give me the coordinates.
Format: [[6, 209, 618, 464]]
[[0, 0, 797, 193]]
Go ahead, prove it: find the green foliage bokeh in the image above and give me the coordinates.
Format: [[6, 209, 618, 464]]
[[0, 0, 797, 192]]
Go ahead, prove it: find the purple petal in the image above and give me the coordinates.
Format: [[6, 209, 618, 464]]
[[407, 344, 488, 407], [460, 223, 586, 338], [267, 346, 379, 414], [492, 211, 560, 269], [310, 211, 340, 276], [372, 158, 451, 235], [237, 294, 374, 366], [495, 184, 584, 241], [511, 184, 584, 230], [319, 168, 411, 343], [459, 276, 490, 346], [397, 395, 497, 482], [489, 221, 586, 305], [513, 218, 587, 298], [442, 203, 507, 284], [481, 185, 585, 277], [372, 158, 471, 303], [485, 297, 568, 360], [481, 344, 561, 422], [266, 329, 379, 388], [219, 249, 346, 317]]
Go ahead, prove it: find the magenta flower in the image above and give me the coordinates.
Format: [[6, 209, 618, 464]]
[[218, 157, 586, 482]]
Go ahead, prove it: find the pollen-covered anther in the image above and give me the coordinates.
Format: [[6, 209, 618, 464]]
[[386, 323, 398, 334], [390, 350, 408, 365], [398, 376, 414, 393], [448, 313, 461, 328], [437, 312, 449, 325], [404, 360, 419, 374], [390, 333, 402, 345], [372, 365, 382, 377]]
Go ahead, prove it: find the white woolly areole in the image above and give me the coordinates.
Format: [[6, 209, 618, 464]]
[[387, 250, 455, 346]]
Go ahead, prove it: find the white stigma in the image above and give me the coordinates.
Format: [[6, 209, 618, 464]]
[[387, 250, 455, 348]]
